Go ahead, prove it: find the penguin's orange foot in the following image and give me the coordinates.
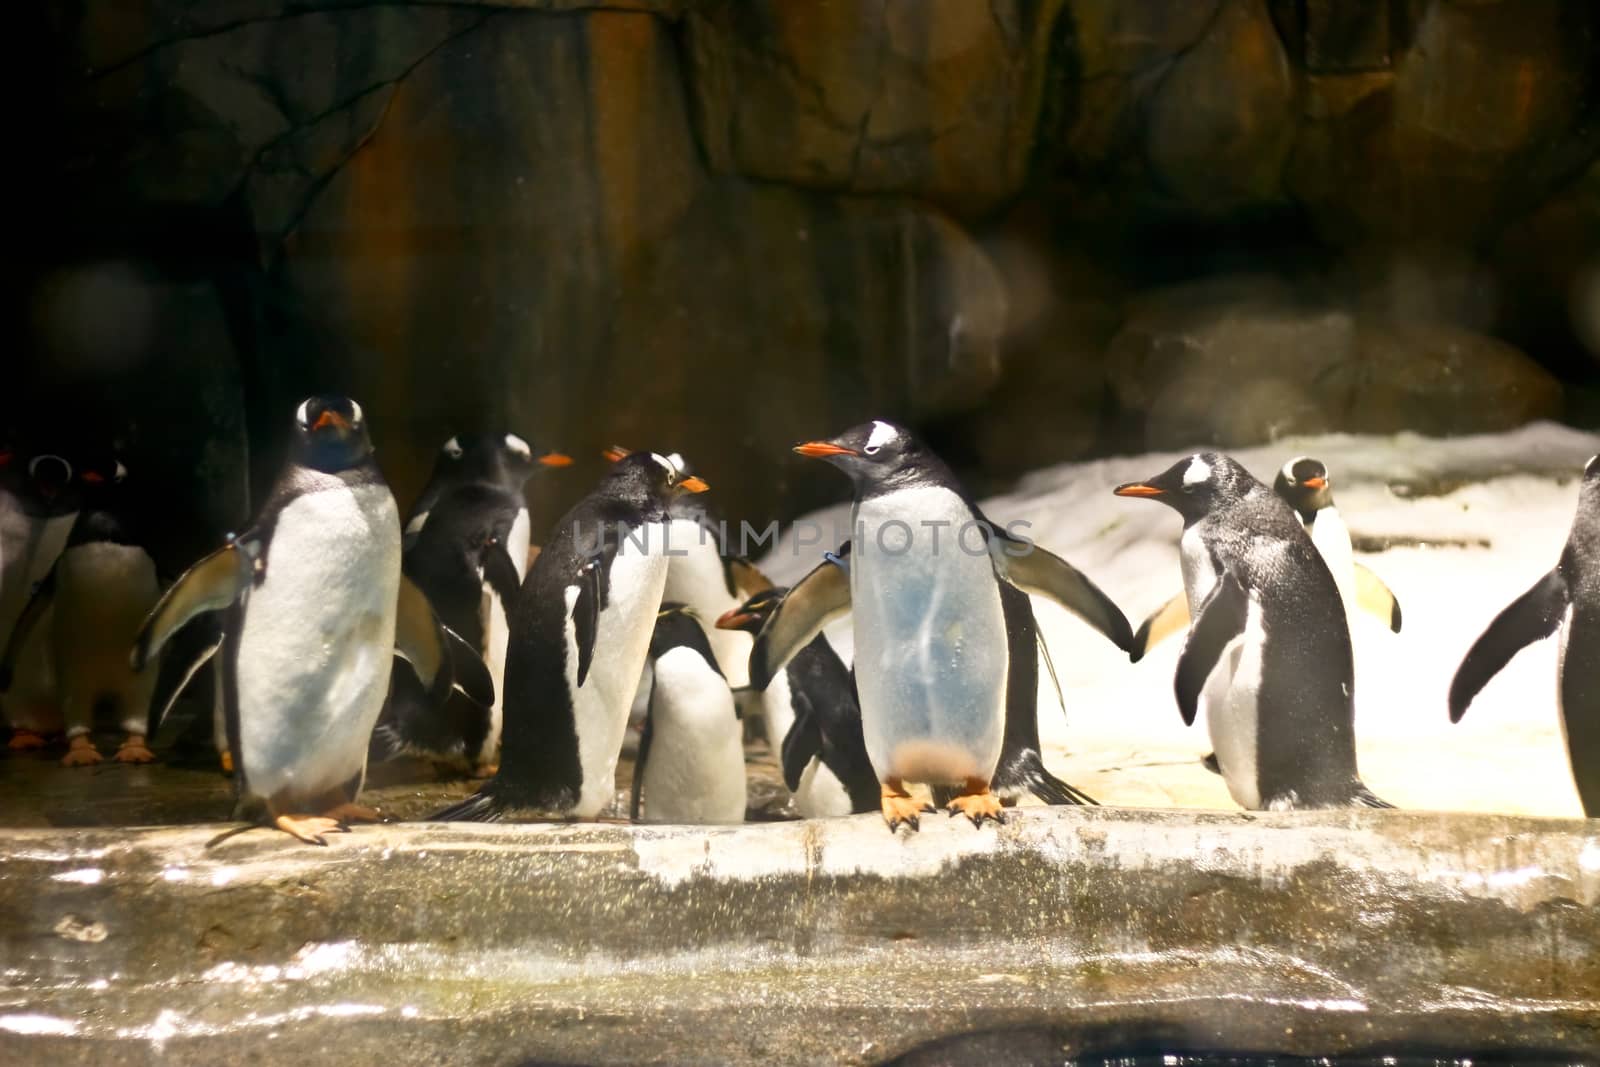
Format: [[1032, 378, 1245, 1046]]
[[61, 737, 103, 767], [322, 803, 382, 824], [115, 735, 156, 764], [219, 750, 234, 775], [880, 778, 927, 833], [273, 815, 348, 846], [945, 779, 1005, 828], [8, 729, 47, 751]]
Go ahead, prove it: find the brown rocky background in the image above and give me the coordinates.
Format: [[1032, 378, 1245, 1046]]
[[18, 0, 1600, 570]]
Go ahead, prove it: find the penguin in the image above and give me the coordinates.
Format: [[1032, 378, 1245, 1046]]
[[128, 396, 493, 844], [1130, 455, 1403, 659], [1450, 454, 1599, 816], [3, 450, 162, 765], [1114, 453, 1391, 810], [432, 450, 710, 821], [0, 446, 78, 748], [373, 432, 570, 774], [752, 420, 1132, 831], [715, 583, 878, 817], [629, 603, 747, 824]]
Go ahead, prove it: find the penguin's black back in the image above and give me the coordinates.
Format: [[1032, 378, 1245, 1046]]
[[1557, 468, 1600, 813], [404, 483, 522, 652], [786, 634, 878, 812]]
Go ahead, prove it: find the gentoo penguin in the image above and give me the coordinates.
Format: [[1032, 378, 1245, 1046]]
[[630, 603, 747, 824], [716, 584, 878, 817], [433, 451, 709, 821], [1114, 453, 1391, 810], [373, 432, 570, 774], [1450, 454, 1599, 815], [129, 396, 492, 844], [4, 450, 161, 765], [756, 420, 1132, 831], [0, 447, 78, 748], [1131, 455, 1402, 659]]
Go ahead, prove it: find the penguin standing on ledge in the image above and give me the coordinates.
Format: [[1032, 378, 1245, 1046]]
[[1450, 454, 1598, 815], [131, 397, 492, 844], [1114, 453, 1391, 811], [631, 603, 746, 825], [433, 451, 709, 821], [761, 420, 1131, 831], [0, 446, 78, 748]]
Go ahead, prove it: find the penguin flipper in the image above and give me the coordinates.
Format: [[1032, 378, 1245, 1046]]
[[394, 574, 497, 709], [482, 540, 523, 609], [629, 703, 654, 822], [988, 534, 1134, 653], [1352, 562, 1402, 633], [1036, 629, 1066, 719], [748, 553, 851, 690], [144, 624, 221, 740], [1130, 592, 1191, 663], [1449, 569, 1568, 723], [778, 690, 822, 793], [0, 571, 55, 691], [130, 536, 257, 671], [1174, 572, 1249, 726]]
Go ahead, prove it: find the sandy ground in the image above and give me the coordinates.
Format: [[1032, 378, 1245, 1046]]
[[759, 422, 1600, 818]]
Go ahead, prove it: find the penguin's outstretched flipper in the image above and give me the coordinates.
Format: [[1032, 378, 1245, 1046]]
[[130, 534, 258, 672], [1130, 592, 1190, 663], [0, 571, 55, 691], [1175, 572, 1249, 726], [1449, 569, 1568, 723], [143, 620, 222, 740], [394, 574, 496, 709], [748, 548, 851, 689], [987, 531, 1134, 653], [1353, 563, 1403, 633], [778, 691, 822, 793]]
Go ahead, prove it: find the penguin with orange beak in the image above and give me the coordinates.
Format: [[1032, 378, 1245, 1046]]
[[757, 420, 1131, 831]]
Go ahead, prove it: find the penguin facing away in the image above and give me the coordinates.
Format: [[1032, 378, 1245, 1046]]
[[1114, 453, 1391, 811], [1130, 454, 1402, 660], [4, 450, 162, 766], [1450, 454, 1599, 816], [0, 447, 78, 748], [375, 432, 570, 774], [131, 396, 493, 844], [630, 603, 747, 825], [762, 420, 1131, 831], [716, 583, 878, 817], [432, 451, 710, 821]]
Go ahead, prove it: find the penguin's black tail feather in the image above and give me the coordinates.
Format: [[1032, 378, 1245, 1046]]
[[367, 724, 411, 765], [428, 788, 506, 822], [1349, 784, 1395, 809], [1019, 751, 1099, 807]]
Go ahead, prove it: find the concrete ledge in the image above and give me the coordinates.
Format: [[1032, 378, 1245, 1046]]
[[2, 808, 1597, 1064]]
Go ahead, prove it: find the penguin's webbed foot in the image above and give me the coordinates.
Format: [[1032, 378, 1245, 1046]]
[[880, 778, 927, 833], [322, 802, 383, 824], [115, 735, 156, 764], [945, 779, 1005, 828], [8, 729, 48, 751], [274, 814, 349, 846], [219, 750, 234, 775], [62, 736, 103, 767]]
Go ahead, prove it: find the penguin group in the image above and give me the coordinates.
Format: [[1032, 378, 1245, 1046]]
[[3, 402, 1596, 841]]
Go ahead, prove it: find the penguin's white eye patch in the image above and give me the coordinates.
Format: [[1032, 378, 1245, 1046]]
[[649, 452, 679, 480], [114, 460, 128, 482], [1182, 457, 1212, 487], [348, 399, 364, 426], [443, 437, 464, 460], [504, 434, 531, 460], [295, 399, 311, 428], [864, 421, 897, 455]]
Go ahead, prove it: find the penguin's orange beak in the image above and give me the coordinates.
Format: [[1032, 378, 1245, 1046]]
[[539, 452, 574, 468], [312, 409, 348, 432], [1113, 482, 1164, 497], [715, 607, 759, 630], [680, 475, 710, 494], [1301, 476, 1327, 490], [794, 441, 857, 458]]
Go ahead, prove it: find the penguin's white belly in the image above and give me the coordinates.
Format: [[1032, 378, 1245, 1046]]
[[851, 490, 1007, 786], [1202, 596, 1267, 811], [0, 504, 75, 642], [794, 757, 853, 818], [236, 485, 399, 805], [478, 507, 530, 765], [640, 646, 746, 824], [1309, 509, 1357, 624], [564, 530, 670, 817], [662, 523, 750, 686], [760, 663, 797, 757], [53, 544, 161, 731], [3, 603, 60, 732], [1179, 524, 1218, 617]]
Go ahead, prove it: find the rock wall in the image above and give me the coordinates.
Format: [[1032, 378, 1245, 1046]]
[[22, 0, 1600, 543]]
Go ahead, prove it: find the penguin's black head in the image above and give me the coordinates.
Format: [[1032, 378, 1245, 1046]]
[[714, 586, 789, 635], [649, 603, 722, 673], [606, 447, 718, 524], [1586, 454, 1599, 483], [603, 450, 709, 512], [294, 395, 372, 472], [1273, 455, 1333, 522], [793, 419, 948, 495], [435, 432, 571, 490], [1114, 452, 1257, 522], [26, 452, 76, 503]]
